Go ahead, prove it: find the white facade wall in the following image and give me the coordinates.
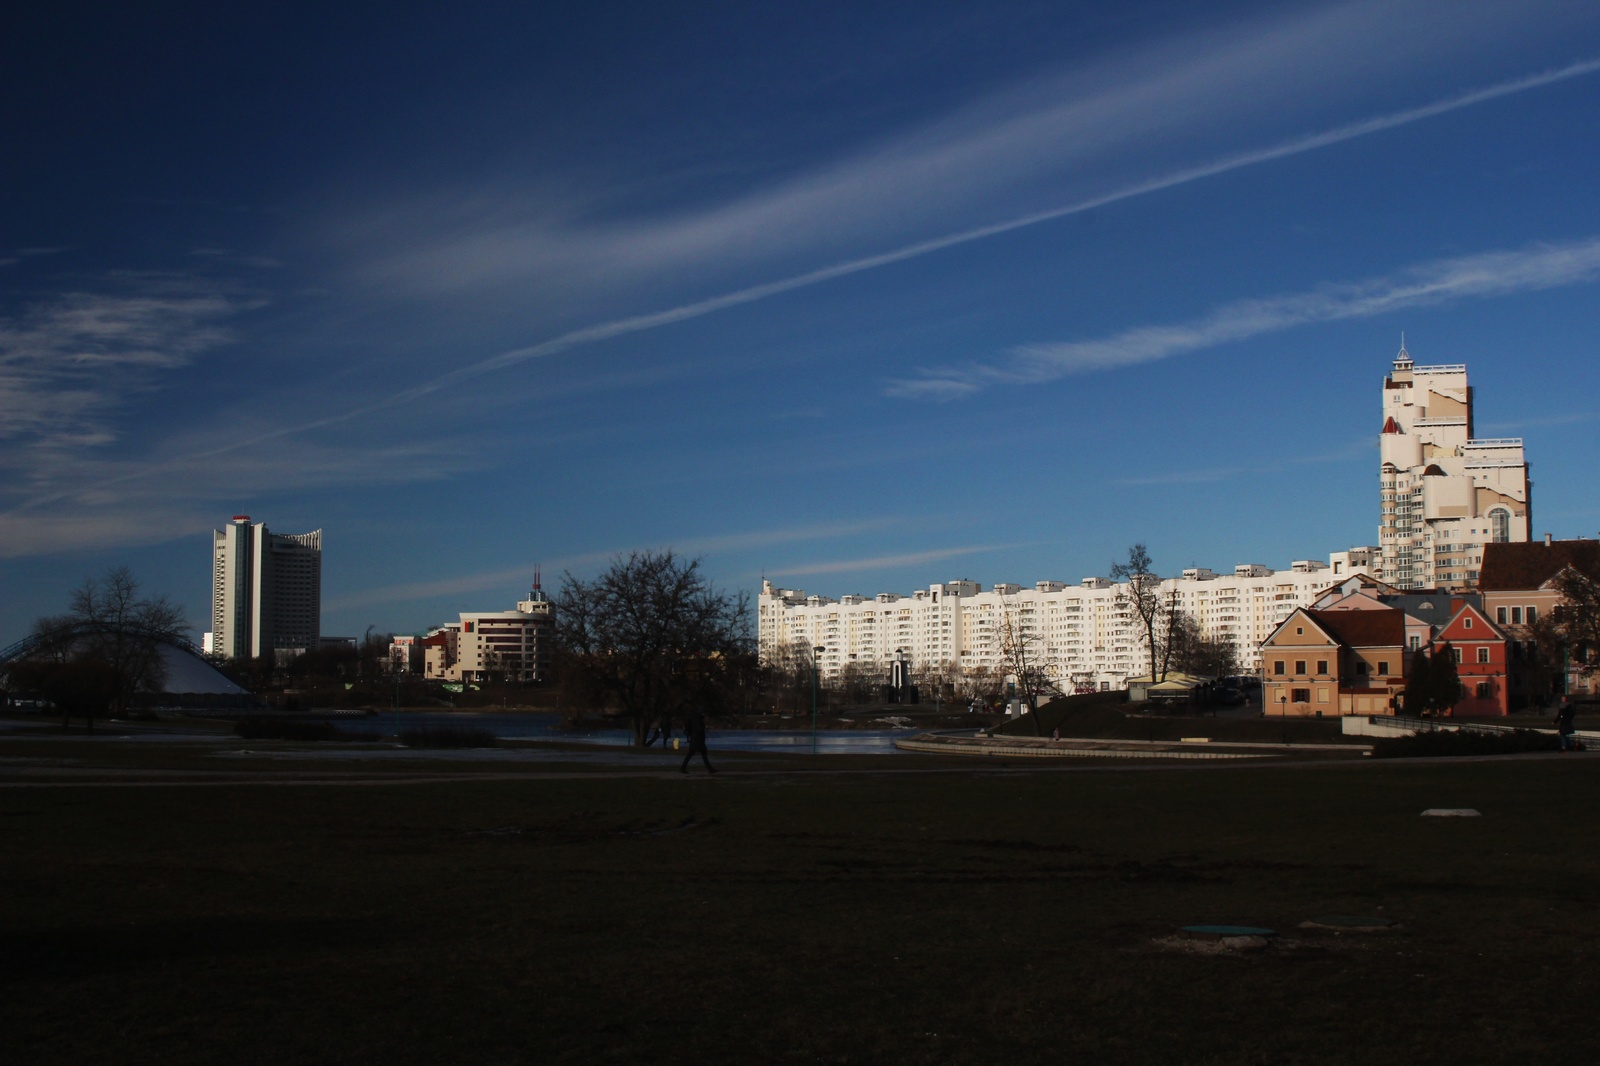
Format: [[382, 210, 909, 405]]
[[210, 516, 322, 660], [1378, 349, 1531, 590], [759, 549, 1374, 690], [442, 592, 555, 683]]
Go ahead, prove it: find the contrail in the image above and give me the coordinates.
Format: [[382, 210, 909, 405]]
[[10, 55, 1600, 513]]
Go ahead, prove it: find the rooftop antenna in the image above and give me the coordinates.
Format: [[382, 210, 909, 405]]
[[531, 564, 542, 600]]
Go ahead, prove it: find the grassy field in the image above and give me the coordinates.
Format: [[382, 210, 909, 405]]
[[3, 738, 1598, 1064]]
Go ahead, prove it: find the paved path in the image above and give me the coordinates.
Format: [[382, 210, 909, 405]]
[[1, 748, 1591, 788]]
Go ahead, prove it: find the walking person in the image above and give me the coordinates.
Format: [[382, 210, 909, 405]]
[[644, 714, 672, 749], [1556, 696, 1578, 752], [680, 708, 716, 774]]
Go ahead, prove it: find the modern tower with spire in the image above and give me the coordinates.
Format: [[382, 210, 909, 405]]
[[1378, 341, 1531, 590]]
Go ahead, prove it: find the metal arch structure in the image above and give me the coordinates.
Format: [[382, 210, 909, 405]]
[[0, 621, 207, 668]]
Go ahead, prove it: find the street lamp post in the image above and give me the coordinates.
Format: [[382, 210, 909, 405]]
[[812, 645, 825, 755]]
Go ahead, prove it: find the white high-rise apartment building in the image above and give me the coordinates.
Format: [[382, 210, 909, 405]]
[[211, 515, 323, 660], [759, 548, 1376, 691], [1378, 344, 1530, 590]]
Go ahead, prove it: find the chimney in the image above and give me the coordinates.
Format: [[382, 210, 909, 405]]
[[1545, 533, 1553, 546]]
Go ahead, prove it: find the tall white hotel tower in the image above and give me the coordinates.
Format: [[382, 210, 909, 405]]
[[1378, 344, 1531, 590], [211, 516, 323, 660]]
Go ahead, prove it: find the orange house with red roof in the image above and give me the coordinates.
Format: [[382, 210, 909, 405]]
[[1261, 606, 1407, 716], [1431, 599, 1510, 716]]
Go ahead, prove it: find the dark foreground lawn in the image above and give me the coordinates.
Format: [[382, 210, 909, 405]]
[[3, 753, 1599, 1064]]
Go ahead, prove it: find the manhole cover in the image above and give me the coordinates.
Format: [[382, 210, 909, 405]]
[[1181, 925, 1276, 938]]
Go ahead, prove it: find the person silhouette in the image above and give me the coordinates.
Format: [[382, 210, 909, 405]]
[[1557, 697, 1578, 752], [680, 709, 715, 774]]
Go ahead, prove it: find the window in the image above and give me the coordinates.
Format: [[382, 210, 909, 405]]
[[1490, 508, 1510, 543], [1316, 660, 1328, 675], [1476, 681, 1492, 699], [1294, 660, 1306, 675], [1511, 607, 1522, 624], [1527, 606, 1537, 624], [1273, 661, 1286, 676], [1291, 688, 1311, 703], [1410, 635, 1421, 650], [1453, 648, 1463, 664], [1377, 661, 1389, 676], [1477, 647, 1491, 664], [1496, 607, 1507, 624], [1464, 617, 1473, 630]]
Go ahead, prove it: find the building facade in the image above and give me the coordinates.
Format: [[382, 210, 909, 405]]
[[1479, 538, 1600, 701], [1260, 607, 1407, 717], [1432, 601, 1511, 716], [210, 516, 323, 660], [1378, 345, 1531, 590], [759, 548, 1376, 692], [419, 582, 555, 683]]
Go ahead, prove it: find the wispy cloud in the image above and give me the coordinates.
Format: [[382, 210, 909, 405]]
[[1113, 438, 1373, 487], [323, 519, 903, 611], [346, 1, 1600, 300], [0, 278, 260, 448], [0, 430, 477, 558], [767, 544, 1023, 578], [891, 237, 1600, 399], [0, 247, 65, 269], [8, 5, 1600, 530], [320, 52, 1600, 418]]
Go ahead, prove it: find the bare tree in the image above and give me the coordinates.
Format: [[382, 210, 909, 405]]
[[6, 567, 188, 730], [997, 591, 1058, 732], [1550, 568, 1600, 690], [759, 638, 815, 713], [913, 658, 961, 710], [555, 551, 752, 746], [1111, 544, 1165, 684], [953, 664, 1005, 711], [1163, 611, 1238, 678]]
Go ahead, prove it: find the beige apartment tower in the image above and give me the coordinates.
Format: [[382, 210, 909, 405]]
[[1378, 344, 1530, 590], [211, 516, 323, 660]]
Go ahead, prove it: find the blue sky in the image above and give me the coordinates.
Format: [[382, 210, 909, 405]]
[[4, 0, 1600, 645]]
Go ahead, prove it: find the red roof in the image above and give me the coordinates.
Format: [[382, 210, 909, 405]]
[[1307, 607, 1405, 648], [1478, 540, 1600, 591], [1382, 416, 1400, 434]]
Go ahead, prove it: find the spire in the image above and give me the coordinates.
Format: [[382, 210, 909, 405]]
[[1393, 333, 1412, 370]]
